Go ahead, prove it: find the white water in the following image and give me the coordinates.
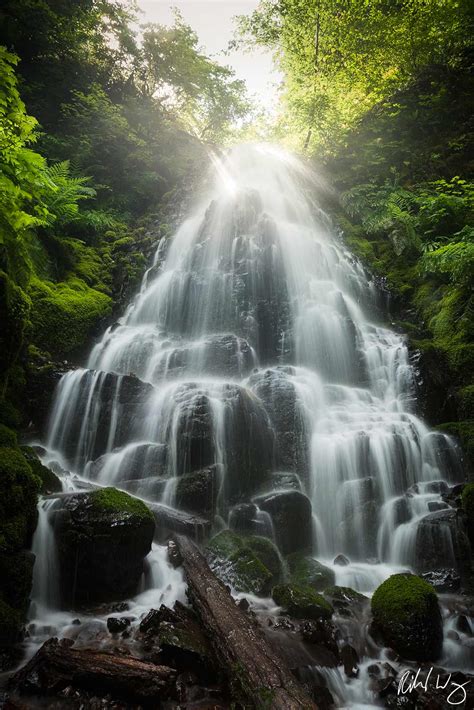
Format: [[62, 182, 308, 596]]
[[29, 144, 470, 705]]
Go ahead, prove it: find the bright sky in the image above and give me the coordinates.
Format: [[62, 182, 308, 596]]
[[134, 1, 280, 109]]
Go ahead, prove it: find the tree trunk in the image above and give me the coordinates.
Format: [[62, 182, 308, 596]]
[[8, 637, 176, 704], [174, 534, 318, 709]]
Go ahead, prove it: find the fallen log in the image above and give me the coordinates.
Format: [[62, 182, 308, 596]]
[[9, 637, 176, 704], [174, 534, 318, 709]]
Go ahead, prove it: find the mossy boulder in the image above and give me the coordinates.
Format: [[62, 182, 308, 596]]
[[272, 584, 333, 620], [287, 553, 335, 592], [371, 573, 443, 661], [206, 530, 282, 596], [0, 447, 40, 554], [52, 488, 155, 606], [28, 276, 112, 358], [20, 447, 62, 494]]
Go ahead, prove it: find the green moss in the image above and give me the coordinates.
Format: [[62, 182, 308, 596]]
[[0, 424, 17, 448], [0, 446, 40, 554], [458, 386, 474, 421], [0, 598, 22, 647], [20, 448, 62, 494], [90, 487, 154, 521], [0, 399, 20, 429], [272, 583, 333, 620], [0, 271, 31, 388], [207, 530, 242, 559], [287, 553, 335, 592], [228, 547, 273, 595], [207, 531, 282, 595], [462, 483, 474, 519], [371, 573, 443, 661], [28, 276, 112, 357]]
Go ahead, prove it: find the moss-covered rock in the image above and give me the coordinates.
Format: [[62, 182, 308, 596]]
[[0, 424, 17, 448], [20, 447, 62, 494], [0, 447, 40, 554], [371, 573, 443, 661], [206, 530, 282, 596], [287, 553, 335, 592], [53, 488, 155, 605], [272, 584, 333, 620], [28, 276, 112, 358]]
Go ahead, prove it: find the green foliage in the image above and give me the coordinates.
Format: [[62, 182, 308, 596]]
[[21, 447, 62, 494], [272, 583, 333, 620], [90, 487, 154, 522], [237, 0, 472, 153], [0, 424, 17, 448]]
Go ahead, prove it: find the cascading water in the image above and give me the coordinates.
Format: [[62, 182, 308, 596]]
[[30, 144, 470, 706]]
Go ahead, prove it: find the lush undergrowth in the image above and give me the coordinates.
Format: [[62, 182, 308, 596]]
[[323, 57, 473, 473]]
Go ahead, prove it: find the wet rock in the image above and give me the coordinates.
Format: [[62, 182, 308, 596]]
[[152, 333, 256, 379], [88, 443, 168, 483], [258, 471, 303, 493], [421, 568, 461, 592], [341, 644, 359, 677], [52, 488, 155, 605], [301, 619, 339, 657], [157, 618, 213, 673], [287, 553, 335, 592], [272, 584, 333, 620], [415, 508, 471, 577], [228, 503, 260, 535], [237, 597, 250, 612], [54, 370, 154, 465], [167, 539, 182, 568], [253, 490, 313, 555], [107, 617, 130, 634], [247, 367, 309, 479], [175, 465, 220, 516], [149, 503, 211, 543], [333, 554, 350, 566], [323, 586, 368, 618], [455, 614, 472, 635], [427, 500, 449, 512], [340, 500, 379, 557], [371, 573, 443, 661], [206, 530, 282, 595]]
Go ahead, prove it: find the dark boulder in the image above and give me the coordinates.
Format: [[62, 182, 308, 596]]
[[52, 488, 155, 606], [247, 367, 309, 479], [371, 573, 443, 661], [333, 554, 350, 566], [175, 465, 220, 517], [254, 490, 313, 555], [287, 553, 335, 592], [421, 569, 461, 593], [49, 370, 154, 465], [107, 617, 131, 634], [272, 584, 333, 621], [149, 503, 211, 543], [414, 508, 471, 577]]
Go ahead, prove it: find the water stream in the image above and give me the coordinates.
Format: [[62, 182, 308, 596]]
[[28, 144, 472, 706]]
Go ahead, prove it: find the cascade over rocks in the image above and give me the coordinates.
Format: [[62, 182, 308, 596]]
[[414, 508, 471, 576], [51, 488, 154, 605]]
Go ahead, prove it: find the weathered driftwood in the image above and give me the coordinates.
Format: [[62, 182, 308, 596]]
[[9, 637, 176, 703], [174, 534, 318, 709]]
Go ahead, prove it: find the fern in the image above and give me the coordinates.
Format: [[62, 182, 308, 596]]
[[41, 161, 96, 226]]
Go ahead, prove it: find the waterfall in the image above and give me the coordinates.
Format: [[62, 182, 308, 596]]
[[42, 143, 461, 577]]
